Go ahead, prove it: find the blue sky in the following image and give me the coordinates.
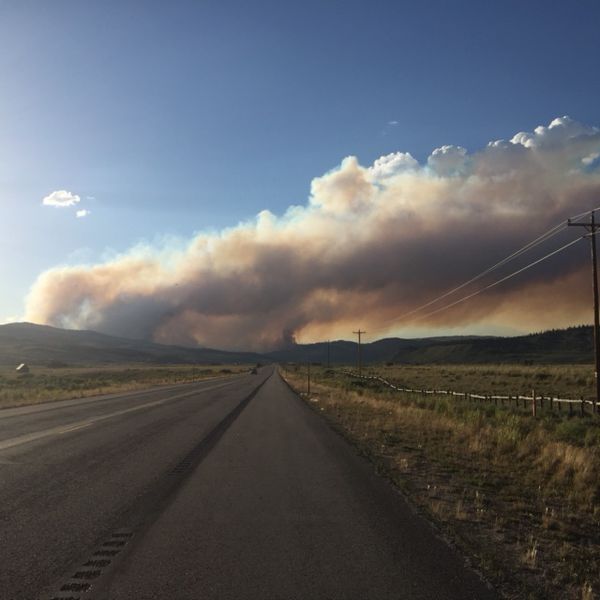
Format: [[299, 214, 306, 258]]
[[2, 0, 600, 330]]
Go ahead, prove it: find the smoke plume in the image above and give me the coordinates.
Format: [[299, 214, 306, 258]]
[[25, 116, 600, 350]]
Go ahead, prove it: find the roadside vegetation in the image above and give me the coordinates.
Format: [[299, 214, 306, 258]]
[[282, 363, 600, 600], [0, 364, 249, 409], [376, 363, 597, 401]]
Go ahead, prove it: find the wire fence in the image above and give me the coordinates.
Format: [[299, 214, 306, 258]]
[[342, 370, 598, 417]]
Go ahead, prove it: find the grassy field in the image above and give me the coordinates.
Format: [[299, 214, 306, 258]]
[[372, 363, 597, 400], [282, 363, 600, 600], [0, 363, 251, 409]]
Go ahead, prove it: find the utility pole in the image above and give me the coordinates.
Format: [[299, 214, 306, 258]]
[[327, 340, 331, 369], [307, 361, 311, 396], [353, 329, 366, 376], [568, 210, 600, 413]]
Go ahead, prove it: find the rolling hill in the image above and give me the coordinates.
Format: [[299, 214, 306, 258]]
[[266, 336, 490, 365], [268, 326, 594, 365], [0, 322, 264, 366], [389, 326, 594, 365], [1, 322, 594, 367]]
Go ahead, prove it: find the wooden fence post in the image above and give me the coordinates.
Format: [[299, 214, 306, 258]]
[[532, 388, 537, 418], [581, 396, 585, 417]]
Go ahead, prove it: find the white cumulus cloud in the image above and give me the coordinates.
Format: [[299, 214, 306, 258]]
[[510, 115, 599, 149], [24, 116, 600, 351], [427, 145, 468, 176], [369, 152, 419, 179], [76, 209, 91, 218], [42, 190, 81, 207]]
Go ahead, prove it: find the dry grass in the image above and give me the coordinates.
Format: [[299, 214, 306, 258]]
[[0, 364, 249, 409], [372, 363, 596, 400], [283, 364, 600, 599]]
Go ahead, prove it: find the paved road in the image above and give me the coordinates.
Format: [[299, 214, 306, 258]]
[[0, 367, 498, 599]]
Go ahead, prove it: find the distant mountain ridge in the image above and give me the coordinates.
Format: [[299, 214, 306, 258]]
[[0, 322, 263, 366], [267, 326, 594, 365], [0, 322, 593, 366], [265, 335, 491, 365], [390, 326, 593, 365]]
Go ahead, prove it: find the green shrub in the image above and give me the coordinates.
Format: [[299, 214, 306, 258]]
[[555, 420, 587, 446], [584, 425, 600, 448]]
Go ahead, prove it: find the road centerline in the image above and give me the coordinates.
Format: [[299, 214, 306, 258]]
[[0, 379, 239, 453]]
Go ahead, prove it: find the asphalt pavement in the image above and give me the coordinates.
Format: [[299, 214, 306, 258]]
[[0, 366, 498, 599]]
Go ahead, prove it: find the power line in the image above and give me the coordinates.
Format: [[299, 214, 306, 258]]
[[378, 207, 599, 330], [410, 235, 585, 322], [388, 223, 566, 322], [567, 211, 600, 412]]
